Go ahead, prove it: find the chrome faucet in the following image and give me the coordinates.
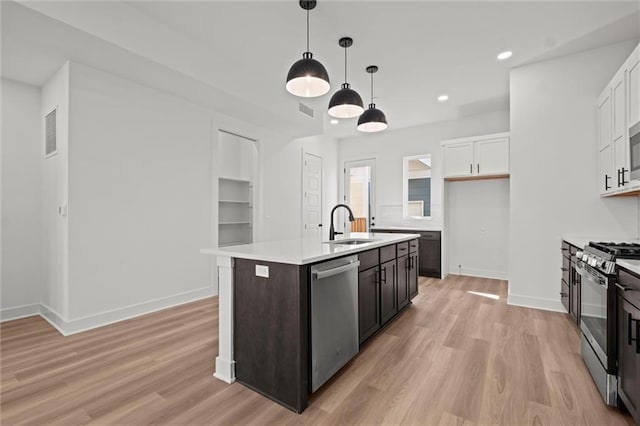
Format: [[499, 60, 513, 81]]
[[329, 204, 355, 240]]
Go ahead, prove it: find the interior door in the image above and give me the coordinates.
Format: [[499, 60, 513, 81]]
[[303, 152, 323, 239], [345, 159, 376, 232]]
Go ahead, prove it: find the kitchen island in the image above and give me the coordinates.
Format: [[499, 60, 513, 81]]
[[201, 232, 420, 413]]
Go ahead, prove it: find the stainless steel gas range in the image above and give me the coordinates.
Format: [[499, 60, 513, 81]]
[[576, 242, 640, 405]]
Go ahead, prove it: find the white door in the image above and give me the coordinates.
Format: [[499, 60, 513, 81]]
[[627, 46, 640, 127], [599, 145, 613, 194], [303, 152, 323, 239], [442, 142, 474, 178], [345, 159, 376, 232], [475, 137, 509, 176], [612, 69, 629, 188]]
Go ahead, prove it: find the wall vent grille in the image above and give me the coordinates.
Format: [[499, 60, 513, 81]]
[[298, 102, 314, 118], [45, 108, 57, 157]]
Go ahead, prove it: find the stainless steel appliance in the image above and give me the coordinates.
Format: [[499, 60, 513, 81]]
[[630, 122, 640, 181], [576, 242, 640, 405], [310, 255, 359, 392]]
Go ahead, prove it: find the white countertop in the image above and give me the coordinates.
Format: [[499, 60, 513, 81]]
[[371, 226, 441, 232], [618, 259, 640, 276], [562, 235, 640, 249], [200, 232, 420, 265]]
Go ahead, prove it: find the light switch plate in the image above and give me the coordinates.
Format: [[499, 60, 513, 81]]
[[255, 265, 269, 278]]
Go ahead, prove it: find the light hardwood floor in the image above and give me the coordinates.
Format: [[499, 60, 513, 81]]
[[1, 275, 633, 425]]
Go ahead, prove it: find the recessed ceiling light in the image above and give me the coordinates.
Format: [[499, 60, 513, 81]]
[[497, 51, 513, 60], [437, 94, 448, 102], [330, 119, 339, 124]]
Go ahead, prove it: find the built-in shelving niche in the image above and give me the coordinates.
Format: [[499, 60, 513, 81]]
[[217, 131, 258, 247]]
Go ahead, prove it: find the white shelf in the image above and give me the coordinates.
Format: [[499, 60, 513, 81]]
[[219, 222, 251, 226], [219, 200, 252, 205], [219, 176, 252, 185], [219, 241, 252, 247]]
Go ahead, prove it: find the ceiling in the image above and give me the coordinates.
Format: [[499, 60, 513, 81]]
[[3, 1, 639, 139]]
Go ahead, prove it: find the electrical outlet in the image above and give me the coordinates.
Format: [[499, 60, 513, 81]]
[[255, 265, 269, 278]]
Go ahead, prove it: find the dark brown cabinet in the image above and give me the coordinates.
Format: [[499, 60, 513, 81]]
[[380, 260, 397, 324], [560, 240, 581, 325], [358, 265, 380, 344], [358, 239, 419, 345], [397, 254, 409, 310], [373, 229, 440, 278], [617, 267, 640, 424]]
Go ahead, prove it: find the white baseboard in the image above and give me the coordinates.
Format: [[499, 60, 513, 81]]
[[507, 292, 566, 313], [0, 303, 41, 322], [1, 287, 215, 336], [447, 267, 508, 281]]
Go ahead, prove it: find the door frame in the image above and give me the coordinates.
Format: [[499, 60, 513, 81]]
[[343, 158, 376, 232], [302, 151, 323, 238]]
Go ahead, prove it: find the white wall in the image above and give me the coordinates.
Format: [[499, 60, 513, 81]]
[[0, 79, 43, 319], [446, 179, 510, 280], [40, 63, 70, 321], [66, 63, 213, 321], [338, 110, 510, 230], [509, 41, 640, 311]]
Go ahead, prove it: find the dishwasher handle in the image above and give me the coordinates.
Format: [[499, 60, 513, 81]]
[[313, 260, 360, 280]]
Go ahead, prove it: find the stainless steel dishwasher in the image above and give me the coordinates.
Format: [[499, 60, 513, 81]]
[[310, 255, 360, 392]]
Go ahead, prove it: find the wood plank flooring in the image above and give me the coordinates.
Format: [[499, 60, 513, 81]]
[[1, 275, 633, 425]]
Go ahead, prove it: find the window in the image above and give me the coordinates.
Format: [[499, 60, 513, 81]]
[[403, 155, 431, 218]]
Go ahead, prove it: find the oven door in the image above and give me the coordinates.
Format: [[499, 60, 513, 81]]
[[631, 122, 640, 181], [577, 262, 609, 366]]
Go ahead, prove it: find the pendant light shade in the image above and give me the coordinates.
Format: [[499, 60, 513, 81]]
[[328, 37, 364, 118], [286, 1, 330, 98], [357, 66, 388, 132]]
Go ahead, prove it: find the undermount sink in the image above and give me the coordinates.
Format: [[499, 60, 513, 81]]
[[324, 238, 378, 246]]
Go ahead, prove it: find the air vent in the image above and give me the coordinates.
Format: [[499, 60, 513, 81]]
[[298, 102, 314, 118], [45, 108, 57, 157]]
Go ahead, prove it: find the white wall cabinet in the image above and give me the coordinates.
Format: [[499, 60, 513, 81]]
[[597, 43, 640, 197], [441, 132, 509, 180]]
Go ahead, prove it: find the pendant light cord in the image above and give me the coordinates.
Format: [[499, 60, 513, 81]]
[[370, 72, 374, 104], [306, 9, 310, 52], [344, 47, 347, 83]]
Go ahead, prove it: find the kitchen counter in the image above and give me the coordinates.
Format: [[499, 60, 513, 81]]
[[200, 232, 419, 265], [371, 225, 442, 232], [618, 259, 640, 276], [562, 235, 639, 249]]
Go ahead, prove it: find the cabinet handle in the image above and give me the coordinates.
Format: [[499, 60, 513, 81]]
[[560, 292, 568, 297], [605, 174, 611, 191], [618, 168, 622, 187], [628, 313, 640, 354], [477, 163, 480, 174], [616, 282, 630, 292], [621, 168, 629, 186], [469, 163, 472, 174], [381, 267, 387, 284]]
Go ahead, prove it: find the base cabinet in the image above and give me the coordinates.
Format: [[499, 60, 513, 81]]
[[617, 268, 640, 424], [561, 240, 581, 325], [358, 239, 419, 345], [358, 266, 380, 344]]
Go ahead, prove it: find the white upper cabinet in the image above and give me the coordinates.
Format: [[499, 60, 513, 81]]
[[441, 132, 510, 180], [597, 42, 640, 197], [627, 45, 640, 128], [475, 137, 509, 176], [442, 141, 474, 178]]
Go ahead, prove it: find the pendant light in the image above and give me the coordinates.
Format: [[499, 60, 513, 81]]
[[286, 0, 330, 98], [328, 37, 364, 118], [357, 66, 388, 132]]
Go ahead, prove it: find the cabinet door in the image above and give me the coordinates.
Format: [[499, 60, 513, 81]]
[[358, 267, 380, 344], [618, 296, 640, 423], [598, 88, 613, 151], [628, 45, 640, 127], [397, 255, 409, 310], [561, 280, 570, 313], [380, 260, 397, 325], [475, 137, 509, 176], [442, 142, 474, 178], [612, 69, 630, 187], [418, 237, 441, 278], [599, 144, 614, 195], [409, 253, 419, 299]]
